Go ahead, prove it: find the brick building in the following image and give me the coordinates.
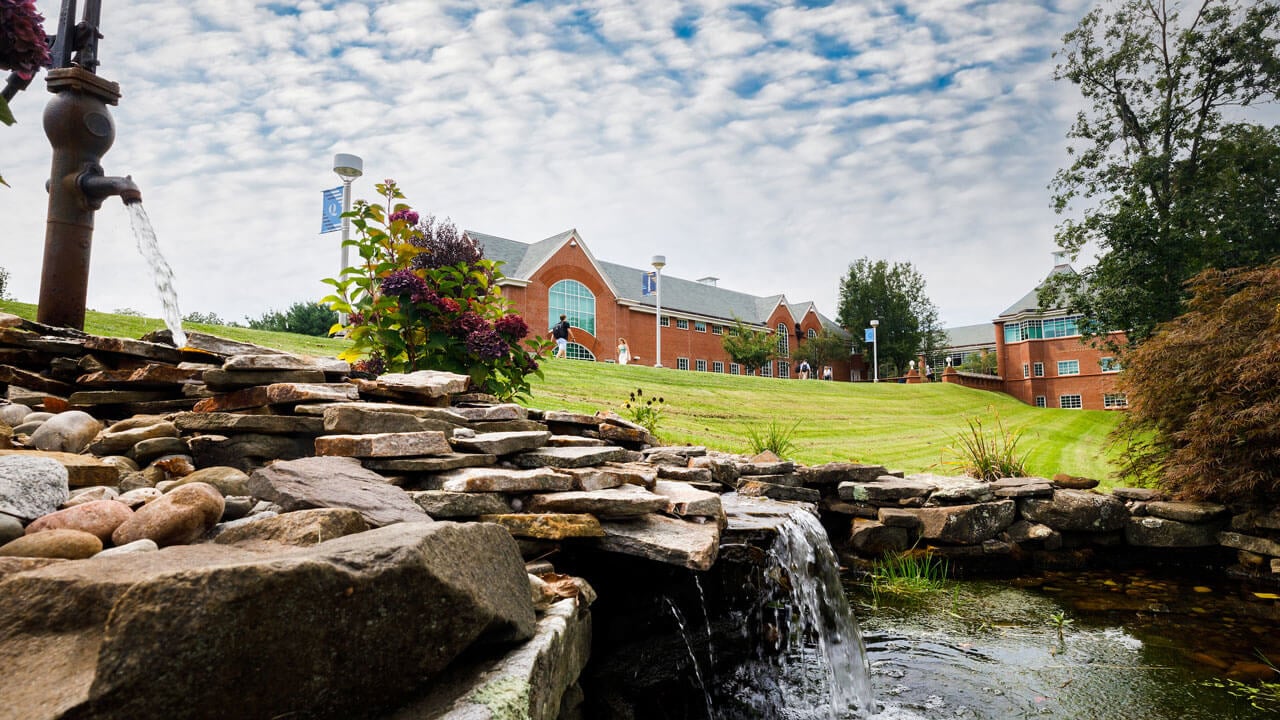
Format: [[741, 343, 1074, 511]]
[[468, 228, 859, 380], [942, 256, 1128, 410]]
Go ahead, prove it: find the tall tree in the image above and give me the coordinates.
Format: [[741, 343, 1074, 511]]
[[1045, 0, 1280, 344], [721, 317, 776, 374], [837, 258, 942, 376]]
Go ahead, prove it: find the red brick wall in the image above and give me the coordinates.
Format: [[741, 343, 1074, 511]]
[[995, 322, 1127, 410]]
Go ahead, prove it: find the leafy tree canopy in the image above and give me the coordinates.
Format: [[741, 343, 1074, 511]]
[[795, 328, 849, 373], [1044, 0, 1280, 344], [246, 301, 338, 337], [837, 258, 944, 376], [721, 317, 776, 373], [1117, 262, 1280, 502]]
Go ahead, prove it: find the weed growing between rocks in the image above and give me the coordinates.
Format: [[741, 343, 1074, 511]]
[[945, 408, 1028, 481], [743, 419, 800, 459], [621, 388, 665, 436], [867, 550, 949, 605]]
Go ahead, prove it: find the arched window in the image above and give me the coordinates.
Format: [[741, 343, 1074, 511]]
[[548, 280, 596, 336], [777, 323, 789, 356], [564, 342, 595, 361], [807, 328, 817, 339]]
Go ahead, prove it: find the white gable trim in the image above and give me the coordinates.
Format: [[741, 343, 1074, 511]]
[[523, 229, 622, 299]]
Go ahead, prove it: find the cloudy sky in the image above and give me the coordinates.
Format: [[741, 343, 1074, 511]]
[[4, 0, 1097, 329]]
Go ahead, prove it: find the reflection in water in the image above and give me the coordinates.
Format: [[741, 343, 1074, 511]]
[[851, 570, 1279, 719], [126, 203, 186, 347]]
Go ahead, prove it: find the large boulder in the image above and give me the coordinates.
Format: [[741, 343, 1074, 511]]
[[1019, 489, 1128, 533], [248, 456, 431, 527], [0, 522, 535, 720], [27, 411, 103, 454], [900, 500, 1017, 544], [111, 483, 224, 547], [25, 500, 133, 543]]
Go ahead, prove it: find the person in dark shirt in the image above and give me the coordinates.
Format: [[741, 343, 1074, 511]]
[[551, 314, 574, 358]]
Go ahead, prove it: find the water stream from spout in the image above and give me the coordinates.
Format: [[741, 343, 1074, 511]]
[[126, 203, 186, 348]]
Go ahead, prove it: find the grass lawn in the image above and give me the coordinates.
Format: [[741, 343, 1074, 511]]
[[1, 299, 1126, 484], [526, 359, 1126, 484]]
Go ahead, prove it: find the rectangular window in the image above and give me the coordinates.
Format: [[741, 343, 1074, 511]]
[[660, 316, 670, 327], [1022, 363, 1030, 379], [676, 318, 689, 330], [1043, 315, 1081, 339], [713, 361, 725, 373], [694, 321, 707, 333], [778, 362, 790, 378], [1100, 357, 1121, 372], [730, 363, 741, 375], [948, 352, 965, 367], [761, 362, 773, 378], [1004, 323, 1021, 343], [696, 359, 707, 372], [1104, 393, 1128, 409], [1060, 394, 1082, 409], [712, 325, 724, 335], [1057, 360, 1080, 376], [1034, 396, 1047, 408], [676, 357, 689, 371], [1033, 362, 1044, 377], [1021, 319, 1043, 341]]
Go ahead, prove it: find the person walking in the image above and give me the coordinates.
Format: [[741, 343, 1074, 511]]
[[822, 365, 833, 381], [551, 314, 574, 359], [798, 359, 811, 380], [617, 337, 631, 365]]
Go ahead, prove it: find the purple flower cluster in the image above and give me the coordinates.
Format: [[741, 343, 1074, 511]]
[[380, 269, 428, 298], [465, 329, 509, 361], [494, 314, 530, 340], [0, 0, 51, 79], [389, 209, 419, 225], [353, 355, 386, 375], [453, 311, 490, 337]]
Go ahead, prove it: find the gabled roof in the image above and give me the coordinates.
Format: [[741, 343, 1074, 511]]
[[998, 262, 1076, 318], [944, 323, 996, 349], [469, 229, 846, 335]]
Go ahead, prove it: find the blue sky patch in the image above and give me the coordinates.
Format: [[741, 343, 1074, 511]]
[[673, 10, 699, 39], [730, 73, 770, 99], [731, 3, 771, 25]]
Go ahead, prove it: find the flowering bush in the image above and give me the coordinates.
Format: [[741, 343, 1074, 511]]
[[0, 0, 51, 186], [322, 180, 552, 399]]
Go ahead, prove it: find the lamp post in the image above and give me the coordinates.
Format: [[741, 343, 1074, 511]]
[[333, 153, 363, 325], [651, 255, 665, 368], [870, 319, 879, 383]]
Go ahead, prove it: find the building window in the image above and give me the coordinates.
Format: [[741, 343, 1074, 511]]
[[948, 352, 966, 367], [1033, 362, 1044, 377], [761, 362, 773, 378], [713, 361, 725, 373], [676, 318, 689, 330], [1042, 315, 1081, 339], [1057, 360, 1080, 376], [1034, 396, 1047, 408], [1104, 393, 1128, 409], [1022, 363, 1030, 379], [696, 359, 707, 372], [1100, 357, 1122, 373], [548, 280, 596, 336], [1060, 394, 1082, 409], [778, 361, 790, 378], [695, 321, 707, 333], [677, 357, 689, 370], [777, 324, 789, 356], [712, 325, 724, 335], [660, 316, 670, 327], [563, 342, 595, 361], [1004, 320, 1043, 343], [730, 363, 741, 375], [807, 328, 817, 339]]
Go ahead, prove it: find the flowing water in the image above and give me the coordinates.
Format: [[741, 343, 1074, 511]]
[[126, 203, 186, 347]]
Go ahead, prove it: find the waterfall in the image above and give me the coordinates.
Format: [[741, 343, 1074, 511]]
[[126, 203, 186, 348]]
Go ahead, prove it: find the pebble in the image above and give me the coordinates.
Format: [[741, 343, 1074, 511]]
[[27, 410, 104, 454], [112, 482, 225, 547], [95, 538, 159, 557], [0, 528, 102, 559]]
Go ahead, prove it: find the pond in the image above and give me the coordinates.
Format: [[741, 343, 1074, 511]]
[[852, 569, 1280, 719]]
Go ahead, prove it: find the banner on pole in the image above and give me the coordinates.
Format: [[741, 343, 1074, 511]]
[[321, 186, 343, 234], [864, 328, 875, 343], [642, 271, 657, 296]]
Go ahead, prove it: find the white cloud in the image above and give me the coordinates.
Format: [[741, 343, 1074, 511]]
[[4, 0, 1118, 331]]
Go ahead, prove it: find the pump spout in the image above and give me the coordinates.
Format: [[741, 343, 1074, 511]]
[[79, 168, 141, 207]]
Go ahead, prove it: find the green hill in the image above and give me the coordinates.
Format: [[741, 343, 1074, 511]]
[[0, 299, 1125, 483]]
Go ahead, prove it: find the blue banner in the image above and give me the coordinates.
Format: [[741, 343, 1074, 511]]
[[642, 271, 657, 296], [864, 328, 875, 343], [320, 186, 343, 234]]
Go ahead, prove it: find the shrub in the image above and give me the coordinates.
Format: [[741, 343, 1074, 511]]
[[744, 419, 800, 458], [246, 301, 337, 337], [945, 409, 1028, 481], [321, 180, 551, 400], [1117, 263, 1280, 502]]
